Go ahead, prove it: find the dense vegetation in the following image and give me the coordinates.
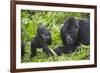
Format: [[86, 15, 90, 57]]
[[21, 10, 90, 63]]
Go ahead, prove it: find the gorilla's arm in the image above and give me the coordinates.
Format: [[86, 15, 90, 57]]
[[54, 46, 63, 56], [42, 44, 54, 56], [31, 38, 37, 57]]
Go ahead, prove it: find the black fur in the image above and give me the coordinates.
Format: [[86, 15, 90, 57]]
[[21, 42, 25, 57], [31, 24, 54, 58], [54, 17, 90, 55], [78, 19, 90, 45]]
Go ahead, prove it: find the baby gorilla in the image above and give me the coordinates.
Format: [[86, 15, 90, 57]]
[[54, 17, 79, 55], [31, 24, 54, 58]]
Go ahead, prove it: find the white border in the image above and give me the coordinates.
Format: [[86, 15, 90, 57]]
[[16, 5, 95, 69]]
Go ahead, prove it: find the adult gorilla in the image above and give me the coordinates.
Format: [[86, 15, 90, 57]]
[[54, 17, 90, 55], [31, 24, 54, 58]]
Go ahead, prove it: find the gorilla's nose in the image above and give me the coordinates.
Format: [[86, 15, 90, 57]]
[[66, 35, 72, 44], [66, 38, 71, 43]]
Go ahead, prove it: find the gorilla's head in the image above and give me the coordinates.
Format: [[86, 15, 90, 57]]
[[37, 24, 52, 45], [61, 17, 79, 45]]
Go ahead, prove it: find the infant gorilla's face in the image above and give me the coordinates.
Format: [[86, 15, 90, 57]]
[[41, 32, 51, 43], [37, 25, 52, 45]]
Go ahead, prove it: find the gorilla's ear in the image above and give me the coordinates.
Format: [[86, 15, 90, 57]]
[[47, 37, 52, 45], [47, 39, 52, 45]]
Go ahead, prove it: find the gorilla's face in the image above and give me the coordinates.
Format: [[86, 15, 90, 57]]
[[41, 32, 52, 44], [65, 26, 79, 45], [65, 34, 72, 45], [37, 25, 52, 45], [62, 17, 79, 45]]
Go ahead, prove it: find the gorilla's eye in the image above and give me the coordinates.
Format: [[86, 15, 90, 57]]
[[44, 33, 48, 37]]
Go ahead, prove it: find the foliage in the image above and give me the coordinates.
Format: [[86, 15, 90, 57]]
[[21, 44, 90, 63], [21, 10, 90, 63]]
